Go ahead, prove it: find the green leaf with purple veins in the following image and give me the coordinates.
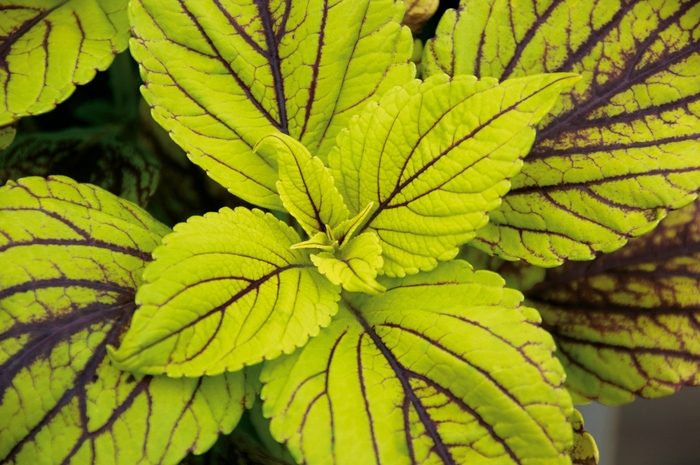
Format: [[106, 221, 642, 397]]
[[467, 197, 700, 405], [0, 0, 130, 126], [424, 0, 700, 266], [261, 260, 573, 465], [109, 207, 340, 377], [129, 0, 414, 210], [0, 176, 255, 465], [330, 72, 578, 277]]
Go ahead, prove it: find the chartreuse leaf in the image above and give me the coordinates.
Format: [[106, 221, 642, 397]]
[[0, 176, 255, 464], [1, 128, 160, 207], [109, 207, 340, 377], [569, 410, 599, 465], [311, 233, 385, 295], [261, 260, 573, 465], [129, 0, 414, 210], [0, 125, 15, 150], [424, 0, 700, 266], [257, 133, 349, 237], [330, 72, 578, 277], [512, 197, 700, 405], [0, 0, 130, 126]]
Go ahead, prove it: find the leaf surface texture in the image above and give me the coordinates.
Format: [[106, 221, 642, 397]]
[[262, 261, 573, 465], [424, 0, 700, 265], [129, 0, 414, 209], [111, 208, 340, 376], [0, 176, 254, 464]]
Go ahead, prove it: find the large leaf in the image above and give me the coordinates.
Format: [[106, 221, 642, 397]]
[[515, 197, 700, 405], [0, 176, 255, 464], [0, 0, 130, 126], [330, 72, 578, 277], [424, 0, 700, 266], [110, 207, 340, 377], [261, 261, 573, 465], [1, 128, 160, 207], [129, 0, 414, 210]]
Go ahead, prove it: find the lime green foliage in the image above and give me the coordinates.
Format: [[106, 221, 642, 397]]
[[330, 72, 578, 277], [424, 0, 700, 266], [129, 0, 414, 210], [569, 410, 599, 465], [0, 0, 130, 126], [470, 198, 700, 405], [259, 133, 349, 237], [262, 261, 573, 465], [0, 125, 15, 150], [311, 233, 385, 295], [0, 176, 254, 464], [1, 128, 160, 206], [528, 198, 700, 405], [110, 208, 340, 377]]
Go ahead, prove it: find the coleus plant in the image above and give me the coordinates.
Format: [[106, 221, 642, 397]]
[[0, 1, 699, 465]]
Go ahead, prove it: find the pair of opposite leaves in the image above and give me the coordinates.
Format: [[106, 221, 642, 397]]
[[109, 71, 578, 377]]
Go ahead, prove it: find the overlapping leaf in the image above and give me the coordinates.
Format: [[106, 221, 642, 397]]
[[110, 207, 340, 377], [569, 409, 599, 465], [1, 128, 160, 206], [0, 176, 255, 464], [129, 0, 414, 210], [514, 198, 700, 405], [259, 133, 348, 236], [262, 261, 573, 465], [330, 72, 578, 277], [424, 0, 700, 266], [0, 0, 130, 126]]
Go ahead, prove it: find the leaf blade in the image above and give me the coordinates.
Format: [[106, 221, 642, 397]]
[[129, 0, 414, 210], [330, 72, 578, 277], [0, 176, 253, 465], [261, 261, 573, 465], [0, 0, 130, 125], [259, 133, 348, 236], [425, 0, 700, 265], [110, 207, 340, 377]]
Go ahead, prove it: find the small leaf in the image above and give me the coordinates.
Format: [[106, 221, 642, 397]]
[[424, 0, 700, 266], [0, 0, 130, 125], [311, 233, 385, 295], [331, 201, 374, 247], [258, 133, 348, 236], [570, 409, 599, 465], [110, 207, 340, 377], [130, 0, 414, 210], [262, 261, 573, 465], [0, 124, 15, 150], [402, 0, 440, 34], [493, 198, 700, 405], [0, 176, 254, 464], [1, 128, 160, 206], [330, 72, 578, 277], [291, 231, 336, 252]]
